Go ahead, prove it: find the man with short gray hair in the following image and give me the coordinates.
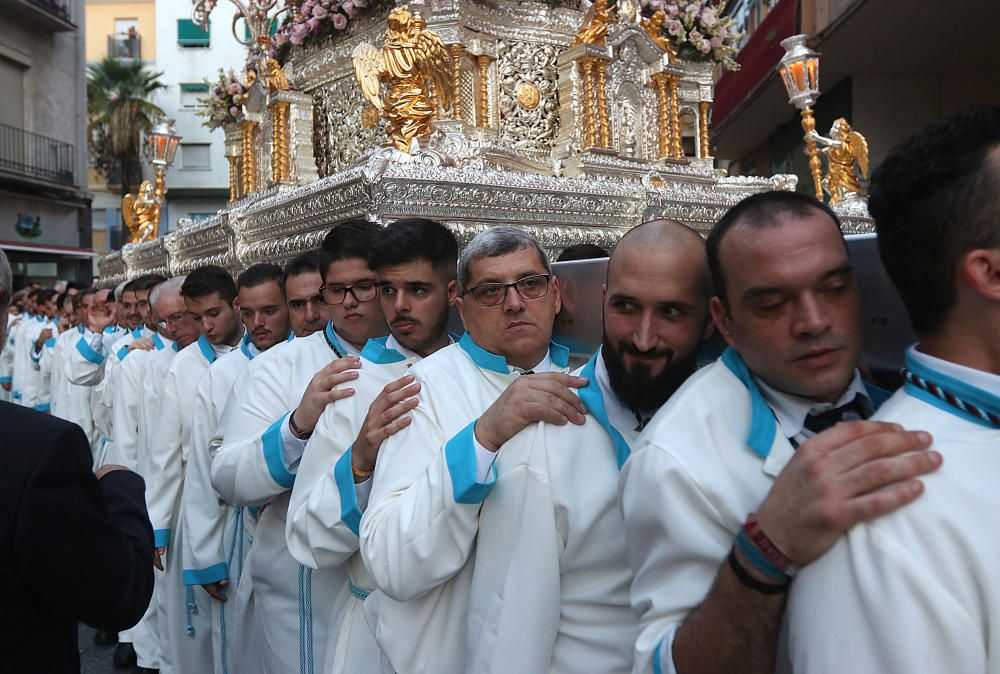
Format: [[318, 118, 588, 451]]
[[360, 226, 585, 673]]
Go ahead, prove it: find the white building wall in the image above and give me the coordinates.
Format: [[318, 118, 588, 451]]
[[154, 0, 246, 233]]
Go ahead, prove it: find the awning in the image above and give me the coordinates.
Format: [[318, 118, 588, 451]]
[[0, 240, 100, 258]]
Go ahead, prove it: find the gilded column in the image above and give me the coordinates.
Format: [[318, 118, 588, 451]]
[[669, 76, 682, 158], [595, 60, 610, 148], [698, 101, 711, 158], [476, 54, 492, 128], [227, 156, 239, 202], [650, 73, 671, 159], [579, 58, 596, 149], [450, 44, 464, 121], [270, 100, 291, 183], [240, 119, 257, 195]]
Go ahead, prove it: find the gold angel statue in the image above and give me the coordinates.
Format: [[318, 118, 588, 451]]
[[122, 171, 165, 244], [809, 117, 870, 204], [352, 6, 453, 153]]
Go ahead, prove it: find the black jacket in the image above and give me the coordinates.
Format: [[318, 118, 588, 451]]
[[0, 402, 154, 673]]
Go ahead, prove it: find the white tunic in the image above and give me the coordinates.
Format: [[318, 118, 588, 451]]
[[360, 334, 570, 674], [619, 348, 882, 674], [787, 347, 1000, 673], [148, 334, 233, 674], [0, 313, 19, 400], [286, 336, 420, 674], [38, 325, 78, 419], [105, 343, 159, 470], [12, 315, 51, 410], [182, 334, 261, 674], [467, 349, 639, 674], [211, 323, 355, 674]]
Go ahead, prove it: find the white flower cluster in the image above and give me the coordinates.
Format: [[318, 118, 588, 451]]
[[196, 69, 247, 131], [640, 0, 742, 70]]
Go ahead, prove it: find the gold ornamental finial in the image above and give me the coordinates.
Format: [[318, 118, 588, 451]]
[[352, 5, 454, 152], [572, 0, 616, 47], [808, 117, 870, 204]]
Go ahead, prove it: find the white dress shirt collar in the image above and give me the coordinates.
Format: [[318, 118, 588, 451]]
[[754, 369, 868, 440], [911, 346, 1000, 398]]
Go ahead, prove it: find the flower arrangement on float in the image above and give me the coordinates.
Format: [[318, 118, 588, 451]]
[[640, 0, 742, 70], [196, 69, 248, 129]]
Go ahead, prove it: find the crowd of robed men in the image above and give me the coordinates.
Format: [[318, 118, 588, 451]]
[[6, 105, 1000, 674]]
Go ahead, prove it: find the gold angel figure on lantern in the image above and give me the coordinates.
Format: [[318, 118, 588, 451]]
[[122, 171, 165, 244], [809, 117, 870, 204], [352, 6, 453, 153]]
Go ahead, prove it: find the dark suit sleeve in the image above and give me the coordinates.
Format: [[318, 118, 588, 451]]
[[14, 423, 154, 631]]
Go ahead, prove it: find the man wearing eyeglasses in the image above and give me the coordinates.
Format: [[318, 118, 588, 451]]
[[210, 220, 387, 674], [359, 226, 585, 674], [286, 218, 459, 674]]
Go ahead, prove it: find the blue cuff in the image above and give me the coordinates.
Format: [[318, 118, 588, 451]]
[[154, 529, 171, 548], [117, 345, 129, 361], [34, 403, 51, 412], [76, 336, 105, 365], [30, 348, 42, 364], [445, 420, 497, 504], [183, 562, 228, 586], [653, 638, 664, 674], [0, 377, 10, 384], [44, 338, 56, 348], [333, 445, 362, 537], [262, 412, 296, 489]]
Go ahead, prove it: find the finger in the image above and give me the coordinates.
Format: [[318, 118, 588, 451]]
[[383, 374, 417, 394], [840, 478, 926, 527], [323, 370, 360, 390], [829, 429, 934, 473], [537, 372, 589, 388], [379, 396, 419, 424], [373, 414, 413, 444], [382, 382, 421, 407], [323, 356, 361, 374], [541, 393, 587, 424], [320, 388, 355, 404], [841, 449, 942, 498], [525, 400, 579, 427], [523, 379, 587, 414], [798, 420, 907, 457]]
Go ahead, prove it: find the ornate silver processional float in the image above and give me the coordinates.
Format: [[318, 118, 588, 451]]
[[97, 0, 874, 287]]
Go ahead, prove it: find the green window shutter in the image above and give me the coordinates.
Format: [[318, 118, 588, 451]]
[[180, 82, 210, 92], [178, 19, 210, 47]]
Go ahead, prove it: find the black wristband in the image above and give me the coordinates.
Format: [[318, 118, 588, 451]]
[[288, 408, 313, 440], [727, 547, 789, 595]]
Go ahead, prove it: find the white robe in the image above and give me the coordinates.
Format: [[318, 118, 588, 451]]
[[467, 350, 639, 674], [787, 348, 1000, 673], [182, 336, 261, 674], [360, 334, 570, 674], [211, 324, 354, 674], [12, 316, 51, 410], [138, 337, 180, 674], [286, 336, 419, 674], [38, 325, 77, 419], [619, 349, 883, 674], [0, 313, 20, 401], [147, 334, 232, 674]]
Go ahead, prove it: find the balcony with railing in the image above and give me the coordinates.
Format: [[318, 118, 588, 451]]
[[0, 123, 75, 187], [0, 0, 76, 31], [108, 33, 142, 60]]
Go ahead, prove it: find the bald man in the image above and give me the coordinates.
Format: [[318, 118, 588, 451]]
[[465, 220, 714, 674]]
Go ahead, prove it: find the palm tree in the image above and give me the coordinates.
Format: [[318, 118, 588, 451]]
[[87, 57, 166, 197]]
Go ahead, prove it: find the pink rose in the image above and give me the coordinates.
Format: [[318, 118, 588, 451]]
[[306, 16, 321, 31], [312, 4, 327, 17], [289, 22, 309, 44], [667, 19, 683, 35], [301, 0, 314, 12], [689, 29, 703, 42], [229, 105, 240, 116], [332, 12, 347, 29], [665, 3, 679, 17], [354, 0, 369, 8], [342, 0, 357, 16], [227, 83, 241, 95], [700, 39, 712, 53], [700, 9, 716, 26]]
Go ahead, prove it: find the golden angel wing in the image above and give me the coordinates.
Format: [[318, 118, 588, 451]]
[[414, 29, 453, 113], [849, 130, 870, 179], [121, 194, 136, 230], [352, 42, 385, 112]]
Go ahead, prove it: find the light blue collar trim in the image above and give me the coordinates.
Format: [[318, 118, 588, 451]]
[[458, 332, 570, 374], [196, 334, 217, 364], [240, 332, 258, 361], [77, 325, 85, 334], [904, 349, 1000, 429], [152, 333, 165, 351], [104, 325, 119, 334], [361, 336, 406, 364], [287, 330, 295, 342], [579, 353, 631, 470], [721, 347, 779, 459], [131, 327, 143, 338]]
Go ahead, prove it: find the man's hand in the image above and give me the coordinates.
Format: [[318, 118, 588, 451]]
[[127, 337, 155, 352], [34, 327, 53, 350], [202, 580, 229, 602], [290, 356, 361, 436], [86, 298, 116, 333], [154, 547, 166, 571], [475, 373, 588, 452], [352, 374, 420, 474], [1, 382, 9, 392], [95, 464, 130, 479], [756, 421, 939, 565]]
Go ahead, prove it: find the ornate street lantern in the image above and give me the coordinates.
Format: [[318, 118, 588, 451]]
[[778, 35, 824, 200], [145, 117, 182, 169], [121, 117, 182, 245]]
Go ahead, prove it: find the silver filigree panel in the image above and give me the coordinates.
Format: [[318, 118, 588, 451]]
[[313, 79, 386, 177], [497, 40, 561, 158]]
